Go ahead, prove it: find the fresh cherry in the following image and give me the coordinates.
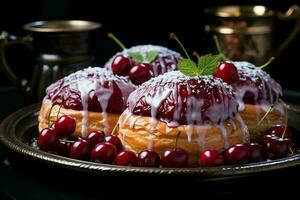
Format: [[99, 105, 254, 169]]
[[87, 131, 105, 147], [245, 143, 263, 163], [129, 63, 153, 85], [261, 134, 294, 159], [105, 135, 123, 152], [111, 55, 132, 76], [91, 142, 117, 164], [213, 61, 239, 84], [54, 115, 76, 138], [115, 150, 137, 166], [264, 125, 290, 138], [161, 148, 188, 167], [137, 150, 160, 167], [69, 139, 91, 160], [37, 128, 59, 151], [199, 149, 224, 167], [56, 141, 70, 156], [225, 144, 249, 165]]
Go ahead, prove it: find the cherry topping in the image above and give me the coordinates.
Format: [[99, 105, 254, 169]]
[[261, 134, 294, 159], [199, 149, 224, 167], [91, 142, 117, 164], [137, 150, 160, 167], [69, 139, 91, 160], [129, 63, 153, 85], [161, 148, 188, 167], [264, 125, 290, 138], [225, 144, 249, 165], [105, 135, 123, 152], [37, 128, 59, 151], [111, 55, 132, 76], [245, 143, 262, 163], [54, 115, 76, 138], [115, 150, 137, 166], [213, 61, 239, 84], [87, 131, 105, 147]]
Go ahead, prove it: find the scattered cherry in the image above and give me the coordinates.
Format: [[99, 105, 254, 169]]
[[91, 142, 117, 164], [69, 139, 91, 160], [261, 134, 293, 159], [161, 148, 188, 167], [115, 150, 137, 166], [199, 149, 224, 167], [56, 141, 70, 156], [111, 55, 132, 76], [129, 63, 153, 85], [37, 128, 59, 151], [105, 135, 123, 152], [87, 131, 105, 146], [137, 150, 160, 167], [245, 143, 262, 163], [54, 115, 76, 138], [213, 61, 239, 84], [225, 144, 249, 165], [264, 125, 290, 138]]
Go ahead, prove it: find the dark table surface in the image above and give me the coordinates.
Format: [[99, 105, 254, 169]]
[[1, 87, 300, 199]]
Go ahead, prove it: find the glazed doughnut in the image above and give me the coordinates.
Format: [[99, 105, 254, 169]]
[[38, 67, 136, 138], [117, 71, 249, 166]]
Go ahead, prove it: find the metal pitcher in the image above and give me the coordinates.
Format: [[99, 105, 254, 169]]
[[0, 20, 101, 102], [205, 5, 300, 65]]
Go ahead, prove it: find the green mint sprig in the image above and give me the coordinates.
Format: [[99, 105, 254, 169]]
[[170, 33, 222, 77], [127, 50, 159, 63]]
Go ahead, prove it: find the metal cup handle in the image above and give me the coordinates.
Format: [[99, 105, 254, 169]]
[[275, 5, 300, 58], [0, 31, 33, 95]]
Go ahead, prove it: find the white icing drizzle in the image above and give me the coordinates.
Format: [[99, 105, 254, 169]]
[[130, 116, 141, 129], [218, 122, 229, 149], [236, 113, 250, 143]]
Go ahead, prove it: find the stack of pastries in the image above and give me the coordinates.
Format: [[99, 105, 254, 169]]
[[38, 45, 288, 167]]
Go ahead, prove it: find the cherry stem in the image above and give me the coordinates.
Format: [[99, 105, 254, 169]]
[[108, 33, 126, 50], [260, 57, 275, 69], [255, 104, 274, 127], [175, 131, 181, 149], [59, 139, 75, 143], [48, 103, 57, 127], [289, 146, 294, 154], [170, 33, 191, 60], [282, 125, 287, 138], [213, 35, 228, 60], [111, 123, 120, 136], [192, 51, 200, 59], [56, 104, 62, 120]]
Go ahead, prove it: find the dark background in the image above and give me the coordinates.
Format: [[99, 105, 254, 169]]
[[0, 0, 299, 91]]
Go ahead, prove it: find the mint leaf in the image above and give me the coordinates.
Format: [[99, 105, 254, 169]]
[[144, 51, 159, 62], [178, 59, 199, 76], [197, 54, 222, 75], [127, 52, 144, 62]]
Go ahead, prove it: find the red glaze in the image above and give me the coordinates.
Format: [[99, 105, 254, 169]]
[[127, 71, 238, 125], [45, 67, 136, 113], [199, 149, 224, 167]]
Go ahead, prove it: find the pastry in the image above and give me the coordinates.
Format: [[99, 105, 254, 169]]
[[39, 67, 136, 138], [213, 61, 286, 140], [105, 45, 182, 85], [117, 71, 249, 166]]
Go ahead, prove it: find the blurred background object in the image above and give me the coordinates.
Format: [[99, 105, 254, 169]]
[[0, 0, 299, 96]]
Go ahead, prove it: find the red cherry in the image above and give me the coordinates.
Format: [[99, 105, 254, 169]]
[[87, 131, 105, 147], [225, 144, 249, 165], [264, 125, 290, 138], [56, 141, 70, 156], [111, 55, 131, 76], [245, 143, 262, 163], [199, 149, 224, 167], [161, 148, 188, 167], [137, 150, 160, 167], [213, 61, 239, 84], [91, 142, 117, 164], [105, 135, 123, 152], [129, 63, 153, 85], [54, 115, 76, 138], [115, 150, 137, 166], [261, 134, 294, 159], [69, 139, 91, 160], [37, 128, 59, 151]]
